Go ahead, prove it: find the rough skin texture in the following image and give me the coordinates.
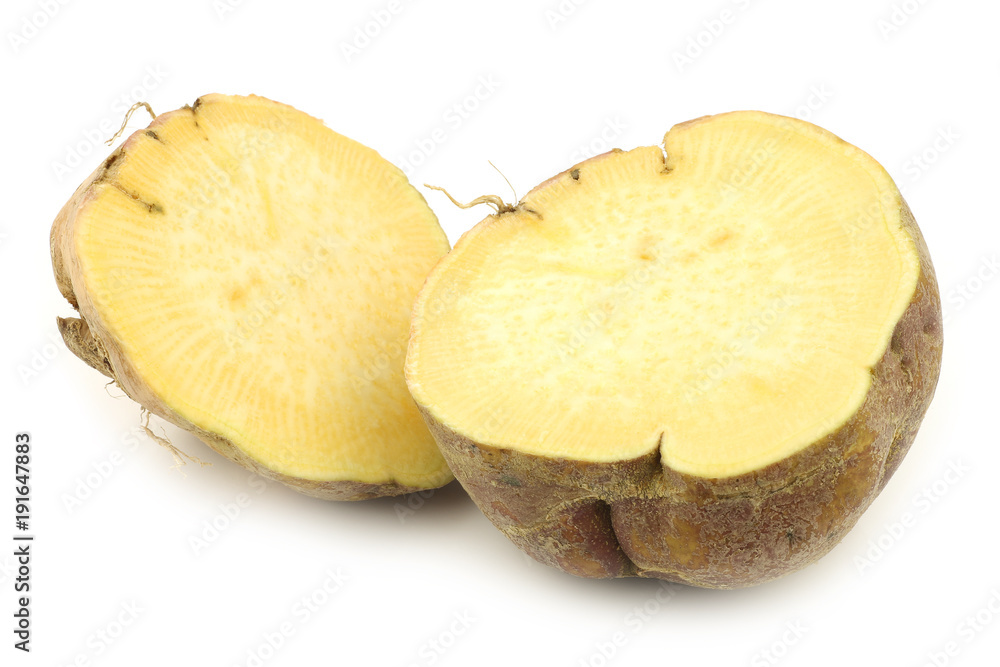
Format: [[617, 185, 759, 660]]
[[415, 158, 943, 588], [51, 97, 434, 501]]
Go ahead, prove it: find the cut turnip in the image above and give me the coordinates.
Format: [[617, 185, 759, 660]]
[[406, 111, 942, 587], [53, 94, 453, 499]]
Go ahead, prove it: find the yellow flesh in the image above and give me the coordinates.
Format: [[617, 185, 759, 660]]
[[407, 112, 920, 478], [76, 95, 451, 486]]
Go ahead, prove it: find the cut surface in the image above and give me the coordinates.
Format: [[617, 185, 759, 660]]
[[70, 95, 451, 487], [407, 111, 921, 478]]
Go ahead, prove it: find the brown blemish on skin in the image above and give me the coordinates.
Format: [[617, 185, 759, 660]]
[[843, 425, 876, 459], [663, 518, 703, 568], [890, 330, 905, 355], [57, 317, 113, 378], [491, 500, 519, 523], [506, 497, 637, 578]]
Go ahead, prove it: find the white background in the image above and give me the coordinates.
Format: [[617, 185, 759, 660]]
[[1, 0, 998, 665]]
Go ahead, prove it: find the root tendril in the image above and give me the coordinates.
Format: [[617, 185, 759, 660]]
[[106, 102, 157, 146]]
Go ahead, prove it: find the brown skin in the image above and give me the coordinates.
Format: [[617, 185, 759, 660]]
[[51, 100, 430, 501], [415, 159, 943, 587]]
